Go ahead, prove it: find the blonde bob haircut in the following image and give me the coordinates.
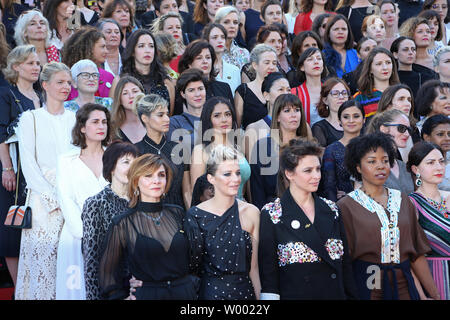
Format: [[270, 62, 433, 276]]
[[3, 44, 36, 84], [127, 153, 173, 208], [132, 93, 169, 126], [206, 144, 240, 177]]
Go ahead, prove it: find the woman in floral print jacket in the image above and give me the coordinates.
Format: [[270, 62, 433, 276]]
[[258, 139, 358, 300]]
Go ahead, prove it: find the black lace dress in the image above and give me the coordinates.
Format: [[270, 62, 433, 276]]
[[185, 200, 255, 300], [99, 201, 198, 300], [82, 185, 129, 300]]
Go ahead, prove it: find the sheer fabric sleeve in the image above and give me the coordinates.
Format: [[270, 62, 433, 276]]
[[99, 215, 128, 300], [184, 208, 204, 275], [17, 111, 59, 212], [311, 122, 327, 147], [258, 207, 280, 300], [321, 145, 338, 202]]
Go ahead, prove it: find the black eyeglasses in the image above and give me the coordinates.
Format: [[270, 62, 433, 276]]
[[329, 90, 349, 98], [383, 123, 412, 134], [77, 72, 100, 80]]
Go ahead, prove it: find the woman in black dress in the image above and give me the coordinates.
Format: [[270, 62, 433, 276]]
[[258, 139, 358, 300], [110, 75, 146, 143], [234, 44, 278, 129], [133, 93, 189, 209], [99, 154, 198, 300], [0, 45, 42, 289], [82, 141, 139, 300], [186, 144, 261, 300], [176, 39, 234, 115], [121, 29, 175, 113], [312, 78, 350, 147]]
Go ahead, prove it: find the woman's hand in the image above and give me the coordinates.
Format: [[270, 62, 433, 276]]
[[125, 276, 142, 300], [2, 170, 16, 192]]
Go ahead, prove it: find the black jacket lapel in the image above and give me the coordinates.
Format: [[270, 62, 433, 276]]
[[281, 190, 338, 270]]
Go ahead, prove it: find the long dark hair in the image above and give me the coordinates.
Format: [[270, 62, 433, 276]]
[[178, 39, 218, 80], [121, 29, 168, 86], [72, 103, 111, 149], [357, 47, 399, 96], [407, 140, 444, 189], [296, 47, 329, 84], [199, 96, 238, 147]]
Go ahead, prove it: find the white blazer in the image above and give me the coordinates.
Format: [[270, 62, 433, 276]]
[[217, 58, 241, 96]]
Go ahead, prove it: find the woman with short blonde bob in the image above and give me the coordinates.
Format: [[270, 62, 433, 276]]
[[99, 153, 198, 300], [186, 144, 261, 300]]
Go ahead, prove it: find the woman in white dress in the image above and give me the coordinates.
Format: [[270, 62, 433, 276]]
[[55, 103, 110, 300], [15, 62, 76, 300]]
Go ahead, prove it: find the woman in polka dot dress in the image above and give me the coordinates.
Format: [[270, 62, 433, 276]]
[[185, 145, 261, 300]]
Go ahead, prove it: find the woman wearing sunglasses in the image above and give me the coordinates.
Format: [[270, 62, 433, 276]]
[[365, 109, 415, 195]]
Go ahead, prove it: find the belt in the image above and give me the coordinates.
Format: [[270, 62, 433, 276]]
[[142, 275, 193, 288]]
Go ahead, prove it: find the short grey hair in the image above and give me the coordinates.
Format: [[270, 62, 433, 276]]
[[250, 43, 277, 64], [70, 59, 99, 85], [433, 46, 450, 67], [214, 6, 240, 24], [14, 9, 51, 48], [2, 45, 37, 84]]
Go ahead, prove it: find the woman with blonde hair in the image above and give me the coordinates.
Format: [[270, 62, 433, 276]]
[[110, 75, 146, 143], [0, 44, 42, 293], [187, 144, 261, 299], [99, 153, 198, 300], [14, 9, 61, 65], [15, 61, 76, 300]]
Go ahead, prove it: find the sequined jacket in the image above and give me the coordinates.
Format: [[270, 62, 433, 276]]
[[258, 189, 358, 300]]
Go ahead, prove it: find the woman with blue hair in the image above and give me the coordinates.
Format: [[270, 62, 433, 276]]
[[64, 59, 113, 112]]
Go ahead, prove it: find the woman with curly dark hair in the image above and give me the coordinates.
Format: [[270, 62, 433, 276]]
[[337, 132, 440, 300], [62, 26, 118, 100], [120, 29, 175, 114]]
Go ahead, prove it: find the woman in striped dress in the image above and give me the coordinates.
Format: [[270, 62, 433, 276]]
[[407, 141, 449, 300]]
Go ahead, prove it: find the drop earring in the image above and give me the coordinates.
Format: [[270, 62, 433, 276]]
[[415, 173, 422, 187]]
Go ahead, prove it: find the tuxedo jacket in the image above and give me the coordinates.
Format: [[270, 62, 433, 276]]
[[258, 189, 358, 300]]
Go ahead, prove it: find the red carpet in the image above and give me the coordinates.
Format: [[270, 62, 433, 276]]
[[0, 287, 14, 300]]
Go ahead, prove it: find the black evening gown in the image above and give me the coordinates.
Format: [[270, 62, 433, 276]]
[[99, 201, 197, 300], [236, 83, 267, 130], [186, 200, 255, 300]]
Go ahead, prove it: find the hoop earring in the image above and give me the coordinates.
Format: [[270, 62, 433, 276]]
[[134, 189, 140, 196], [415, 173, 422, 187]]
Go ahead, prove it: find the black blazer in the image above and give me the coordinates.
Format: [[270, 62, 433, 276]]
[[258, 189, 358, 300]]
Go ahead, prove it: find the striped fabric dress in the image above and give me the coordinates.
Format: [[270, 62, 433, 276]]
[[409, 192, 450, 300]]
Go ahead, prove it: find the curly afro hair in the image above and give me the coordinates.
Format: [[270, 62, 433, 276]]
[[344, 132, 397, 181]]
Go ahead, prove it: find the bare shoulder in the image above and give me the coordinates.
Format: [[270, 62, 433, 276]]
[[238, 199, 260, 220]]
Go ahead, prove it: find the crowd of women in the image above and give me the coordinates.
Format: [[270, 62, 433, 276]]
[[0, 0, 448, 301]]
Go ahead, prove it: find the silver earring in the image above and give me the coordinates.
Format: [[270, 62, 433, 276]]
[[134, 189, 140, 196], [415, 173, 422, 187]]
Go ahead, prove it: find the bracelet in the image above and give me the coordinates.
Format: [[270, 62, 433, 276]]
[[2, 167, 13, 172]]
